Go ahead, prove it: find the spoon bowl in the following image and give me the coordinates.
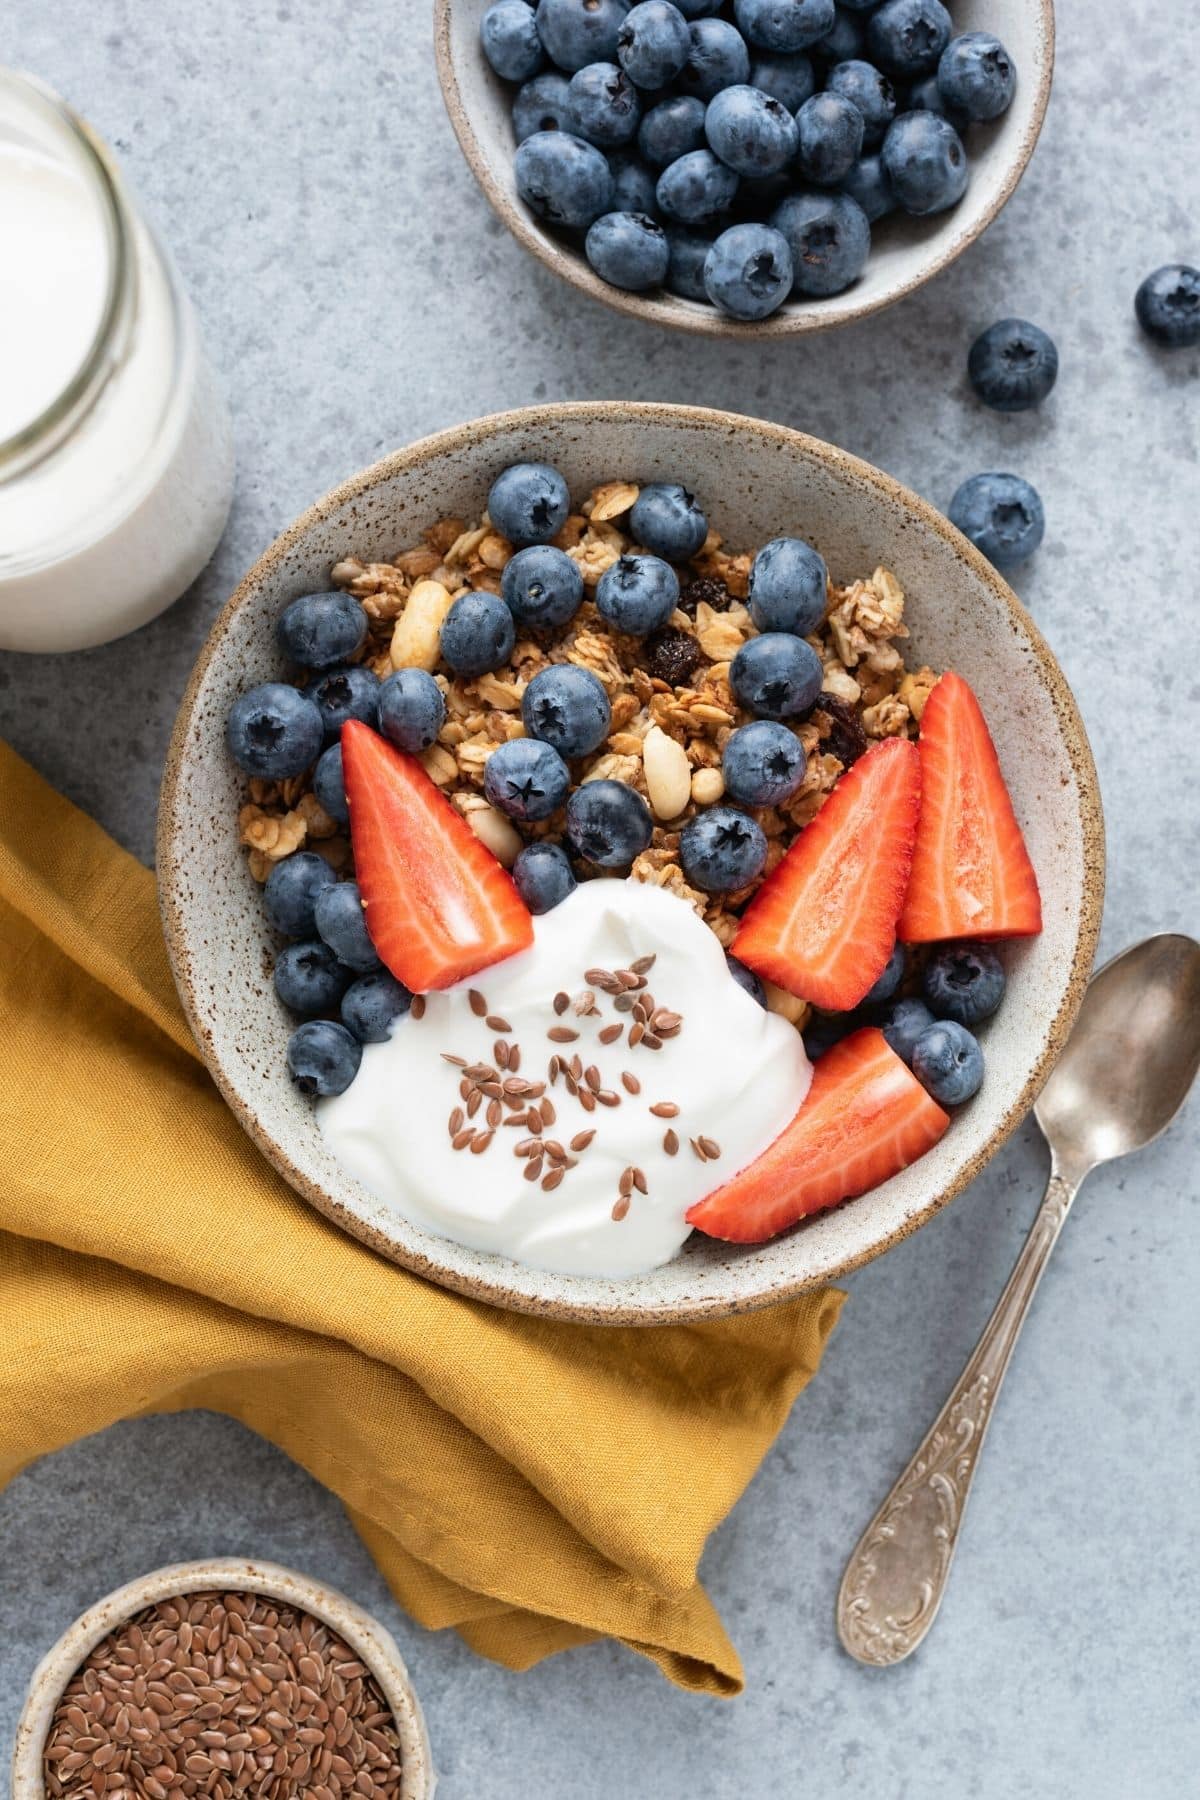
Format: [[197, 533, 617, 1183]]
[[1035, 933, 1200, 1180]]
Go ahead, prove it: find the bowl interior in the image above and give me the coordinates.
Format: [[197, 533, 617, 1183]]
[[434, 0, 1054, 337], [159, 403, 1102, 1323]]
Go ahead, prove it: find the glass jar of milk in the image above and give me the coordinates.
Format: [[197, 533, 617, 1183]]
[[0, 68, 234, 652]]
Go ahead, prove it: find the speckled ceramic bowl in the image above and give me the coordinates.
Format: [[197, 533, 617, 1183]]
[[434, 0, 1054, 339], [11, 1559, 435, 1799], [158, 403, 1103, 1324]]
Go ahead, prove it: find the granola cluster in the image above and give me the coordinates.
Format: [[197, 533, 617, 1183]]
[[238, 480, 937, 1031]]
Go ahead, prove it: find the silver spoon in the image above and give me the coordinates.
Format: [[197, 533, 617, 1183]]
[[837, 933, 1200, 1667]]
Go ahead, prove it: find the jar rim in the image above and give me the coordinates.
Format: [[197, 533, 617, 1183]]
[[0, 66, 137, 480]]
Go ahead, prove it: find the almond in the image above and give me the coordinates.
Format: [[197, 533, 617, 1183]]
[[642, 724, 692, 820]]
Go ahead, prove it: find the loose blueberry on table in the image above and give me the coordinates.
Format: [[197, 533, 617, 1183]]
[[479, 0, 1018, 319], [225, 459, 1041, 1255]]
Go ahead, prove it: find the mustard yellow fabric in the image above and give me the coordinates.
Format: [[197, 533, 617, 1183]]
[[0, 742, 843, 1694]]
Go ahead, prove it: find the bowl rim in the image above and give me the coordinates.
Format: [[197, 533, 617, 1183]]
[[432, 0, 1056, 340], [158, 400, 1104, 1324], [10, 1557, 435, 1800]]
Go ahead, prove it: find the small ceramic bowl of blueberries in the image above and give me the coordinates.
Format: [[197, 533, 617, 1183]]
[[434, 0, 1054, 334]]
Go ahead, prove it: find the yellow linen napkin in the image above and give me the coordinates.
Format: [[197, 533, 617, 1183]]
[[0, 742, 843, 1694]]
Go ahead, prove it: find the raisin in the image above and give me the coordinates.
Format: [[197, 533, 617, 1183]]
[[678, 576, 730, 617], [646, 628, 706, 688], [809, 692, 868, 766]]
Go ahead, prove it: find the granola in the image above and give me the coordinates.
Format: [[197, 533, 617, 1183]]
[[238, 481, 937, 1030]]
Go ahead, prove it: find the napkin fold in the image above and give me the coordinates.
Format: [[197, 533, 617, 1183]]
[[0, 742, 843, 1694]]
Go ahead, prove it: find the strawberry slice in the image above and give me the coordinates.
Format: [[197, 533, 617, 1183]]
[[732, 736, 921, 1010], [341, 720, 533, 991], [687, 1028, 949, 1243], [898, 672, 1042, 943]]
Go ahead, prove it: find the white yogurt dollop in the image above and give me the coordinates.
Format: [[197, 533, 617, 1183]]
[[319, 879, 810, 1277]]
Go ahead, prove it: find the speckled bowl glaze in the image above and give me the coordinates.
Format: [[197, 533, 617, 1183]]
[[434, 0, 1054, 339], [158, 403, 1103, 1324], [11, 1559, 435, 1799]]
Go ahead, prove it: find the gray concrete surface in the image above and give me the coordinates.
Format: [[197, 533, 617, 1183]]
[[2, 2, 1198, 1795]]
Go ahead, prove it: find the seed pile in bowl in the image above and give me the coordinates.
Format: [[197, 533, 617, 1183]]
[[41, 1590, 404, 1799]]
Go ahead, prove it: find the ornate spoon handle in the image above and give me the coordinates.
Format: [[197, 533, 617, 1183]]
[[836, 1167, 1079, 1666]]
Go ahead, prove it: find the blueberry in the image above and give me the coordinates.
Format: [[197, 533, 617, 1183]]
[[665, 226, 715, 298], [378, 667, 446, 754], [313, 880, 381, 972], [703, 223, 793, 319], [608, 151, 660, 217], [656, 147, 739, 223], [487, 461, 571, 545], [680, 805, 768, 893], [937, 31, 1015, 122], [905, 70, 961, 121], [733, 0, 836, 54], [568, 62, 642, 147], [949, 472, 1044, 569], [306, 664, 380, 742], [512, 71, 575, 142], [274, 939, 352, 1017], [795, 92, 865, 186], [722, 719, 806, 804], [565, 779, 654, 867], [515, 130, 616, 228], [439, 590, 517, 676], [513, 841, 578, 913], [839, 152, 894, 222], [536, 0, 633, 73], [481, 0, 545, 81], [726, 952, 767, 1006], [276, 590, 367, 671], [522, 664, 611, 756], [483, 737, 571, 822], [672, 0, 724, 14], [501, 544, 585, 628], [923, 942, 1006, 1026], [881, 110, 967, 214], [879, 995, 934, 1065], [968, 318, 1058, 413], [813, 6, 864, 64], [638, 95, 708, 168], [596, 553, 681, 633], [803, 1010, 861, 1060], [616, 0, 692, 88], [340, 970, 412, 1044], [226, 682, 324, 779], [586, 209, 670, 287], [730, 631, 824, 718], [676, 18, 751, 101], [748, 535, 828, 634], [287, 1019, 362, 1097], [771, 189, 870, 295], [866, 0, 951, 76], [630, 482, 708, 559], [263, 851, 337, 939], [864, 940, 906, 1005], [748, 51, 816, 111], [826, 58, 897, 148], [1135, 264, 1200, 349], [313, 743, 348, 825], [704, 84, 799, 177], [912, 1019, 984, 1105]]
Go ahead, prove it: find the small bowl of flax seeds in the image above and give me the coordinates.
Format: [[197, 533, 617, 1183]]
[[11, 1559, 435, 1800]]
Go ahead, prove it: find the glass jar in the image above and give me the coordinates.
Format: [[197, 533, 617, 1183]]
[[0, 67, 234, 652]]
